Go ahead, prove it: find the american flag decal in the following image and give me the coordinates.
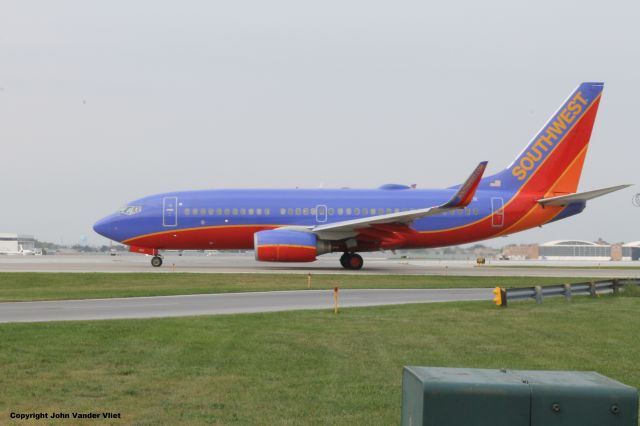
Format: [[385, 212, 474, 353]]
[[489, 179, 502, 187]]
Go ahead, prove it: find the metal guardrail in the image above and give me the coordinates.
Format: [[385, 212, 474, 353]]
[[493, 278, 640, 306]]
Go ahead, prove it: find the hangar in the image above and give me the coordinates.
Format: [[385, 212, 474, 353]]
[[0, 233, 36, 254], [622, 241, 640, 261], [538, 240, 611, 261]]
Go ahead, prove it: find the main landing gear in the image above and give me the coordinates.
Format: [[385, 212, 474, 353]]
[[340, 252, 363, 270], [151, 256, 163, 267]]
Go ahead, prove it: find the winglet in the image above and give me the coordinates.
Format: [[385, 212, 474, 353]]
[[442, 161, 488, 208]]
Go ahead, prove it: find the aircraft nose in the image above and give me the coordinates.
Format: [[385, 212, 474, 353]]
[[93, 215, 117, 240]]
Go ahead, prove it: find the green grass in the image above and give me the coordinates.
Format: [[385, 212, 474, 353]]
[[0, 273, 598, 302], [484, 264, 640, 270], [0, 297, 638, 425], [622, 285, 640, 297]]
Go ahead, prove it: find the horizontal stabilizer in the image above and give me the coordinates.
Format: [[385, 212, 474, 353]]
[[537, 184, 632, 206]]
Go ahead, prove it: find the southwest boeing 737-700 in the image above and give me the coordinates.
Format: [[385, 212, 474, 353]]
[[94, 82, 629, 269]]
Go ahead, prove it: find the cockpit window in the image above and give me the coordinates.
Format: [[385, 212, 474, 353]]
[[119, 206, 142, 216]]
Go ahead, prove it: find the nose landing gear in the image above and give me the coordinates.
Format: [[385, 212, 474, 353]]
[[340, 252, 363, 270], [151, 256, 163, 267]]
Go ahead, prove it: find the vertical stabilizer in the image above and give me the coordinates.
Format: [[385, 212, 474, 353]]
[[481, 82, 604, 196]]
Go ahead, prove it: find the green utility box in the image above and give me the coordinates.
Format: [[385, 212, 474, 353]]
[[401, 367, 638, 426]]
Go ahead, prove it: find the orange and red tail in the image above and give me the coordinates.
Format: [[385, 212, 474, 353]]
[[481, 82, 604, 197]]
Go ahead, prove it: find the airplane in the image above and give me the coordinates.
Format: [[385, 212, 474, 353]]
[[94, 82, 630, 269], [18, 245, 35, 255], [0, 245, 36, 256]]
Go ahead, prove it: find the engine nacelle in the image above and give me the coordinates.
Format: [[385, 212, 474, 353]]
[[254, 229, 330, 262]]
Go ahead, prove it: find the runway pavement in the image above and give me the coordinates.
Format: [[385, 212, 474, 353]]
[[0, 288, 491, 323], [1, 254, 639, 277]]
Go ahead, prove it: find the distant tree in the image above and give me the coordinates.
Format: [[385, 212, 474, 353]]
[[71, 244, 98, 253], [35, 239, 62, 250]]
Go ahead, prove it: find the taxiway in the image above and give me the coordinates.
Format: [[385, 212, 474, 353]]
[[0, 254, 638, 277], [0, 288, 491, 323]]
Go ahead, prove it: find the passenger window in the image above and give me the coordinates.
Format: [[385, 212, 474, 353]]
[[346, 208, 352, 215], [473, 208, 479, 215], [288, 208, 294, 215], [200, 208, 206, 216], [328, 208, 334, 216], [354, 208, 360, 215], [303, 208, 309, 216], [378, 208, 384, 215], [280, 208, 286, 215], [394, 208, 400, 213], [310, 208, 316, 215], [192, 208, 199, 216], [184, 208, 191, 216], [224, 208, 230, 215], [295, 208, 301, 216], [337, 208, 344, 216], [232, 208, 238, 216], [208, 208, 214, 216], [386, 208, 392, 214], [216, 208, 222, 215], [465, 208, 471, 216], [361, 208, 368, 215], [256, 208, 262, 215], [240, 208, 246, 215], [249, 208, 254, 215], [265, 208, 270, 215]]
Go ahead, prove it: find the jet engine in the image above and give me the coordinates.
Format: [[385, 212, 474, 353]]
[[254, 229, 331, 262]]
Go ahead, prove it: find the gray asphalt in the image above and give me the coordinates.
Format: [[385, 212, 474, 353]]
[[0, 288, 491, 323], [1, 254, 639, 277]]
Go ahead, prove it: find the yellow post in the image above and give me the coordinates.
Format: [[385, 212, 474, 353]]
[[333, 287, 339, 314], [307, 273, 311, 289], [492, 287, 505, 307]]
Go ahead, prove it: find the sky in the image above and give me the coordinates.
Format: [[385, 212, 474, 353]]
[[1, 0, 639, 247]]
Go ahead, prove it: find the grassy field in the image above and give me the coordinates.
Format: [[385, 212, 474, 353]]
[[484, 264, 640, 270], [0, 273, 598, 302], [0, 295, 638, 425]]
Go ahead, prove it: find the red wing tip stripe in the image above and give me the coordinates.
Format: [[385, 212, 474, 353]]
[[444, 161, 488, 208]]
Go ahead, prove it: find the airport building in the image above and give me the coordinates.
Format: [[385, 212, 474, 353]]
[[622, 241, 640, 261], [0, 233, 36, 254], [538, 240, 612, 261]]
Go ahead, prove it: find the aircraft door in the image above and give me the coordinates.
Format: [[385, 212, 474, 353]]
[[163, 196, 178, 227], [491, 197, 504, 227], [316, 205, 327, 223]]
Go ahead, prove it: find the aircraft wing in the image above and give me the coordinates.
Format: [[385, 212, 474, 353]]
[[537, 184, 632, 206], [309, 161, 487, 238]]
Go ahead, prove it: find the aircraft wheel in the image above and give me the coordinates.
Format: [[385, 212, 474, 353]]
[[348, 253, 363, 270], [340, 253, 351, 269], [151, 256, 163, 267]]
